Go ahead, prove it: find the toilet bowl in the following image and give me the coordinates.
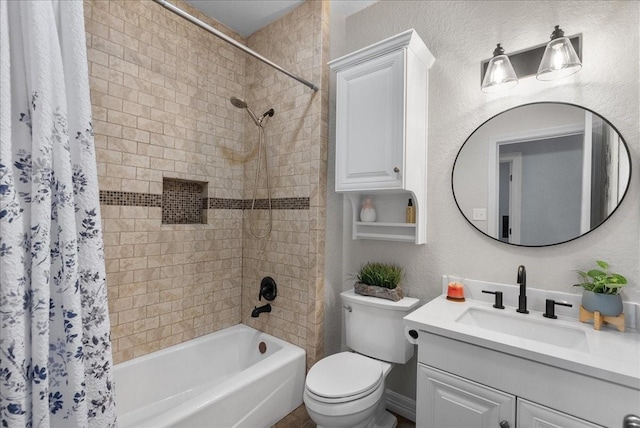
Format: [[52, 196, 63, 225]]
[[303, 352, 394, 428], [303, 290, 420, 428]]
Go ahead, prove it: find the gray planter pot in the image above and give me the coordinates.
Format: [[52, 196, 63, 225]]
[[581, 289, 623, 317], [354, 282, 403, 302]]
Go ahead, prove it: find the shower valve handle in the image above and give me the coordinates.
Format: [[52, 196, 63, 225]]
[[259, 277, 277, 301]]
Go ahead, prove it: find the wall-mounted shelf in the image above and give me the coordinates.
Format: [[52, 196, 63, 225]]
[[347, 193, 422, 244], [354, 223, 417, 243]]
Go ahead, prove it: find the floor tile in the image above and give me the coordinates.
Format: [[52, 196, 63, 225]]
[[274, 404, 416, 428]]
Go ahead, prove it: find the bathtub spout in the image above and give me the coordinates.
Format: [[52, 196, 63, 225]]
[[251, 303, 271, 318]]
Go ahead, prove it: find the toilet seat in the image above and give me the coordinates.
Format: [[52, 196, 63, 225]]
[[305, 352, 383, 404]]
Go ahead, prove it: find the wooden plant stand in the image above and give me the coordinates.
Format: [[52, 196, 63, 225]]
[[579, 305, 625, 332]]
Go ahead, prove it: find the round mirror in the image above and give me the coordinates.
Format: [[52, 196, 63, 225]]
[[452, 102, 631, 247]]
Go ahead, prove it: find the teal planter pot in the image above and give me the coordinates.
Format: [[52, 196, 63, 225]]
[[582, 290, 623, 317]]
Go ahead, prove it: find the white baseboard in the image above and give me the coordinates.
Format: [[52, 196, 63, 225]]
[[385, 389, 416, 422]]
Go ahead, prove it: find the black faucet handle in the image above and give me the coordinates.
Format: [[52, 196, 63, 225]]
[[482, 290, 505, 309], [543, 299, 572, 319], [259, 277, 277, 301]]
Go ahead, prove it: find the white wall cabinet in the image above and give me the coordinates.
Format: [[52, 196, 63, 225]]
[[329, 29, 434, 244], [335, 49, 405, 190]]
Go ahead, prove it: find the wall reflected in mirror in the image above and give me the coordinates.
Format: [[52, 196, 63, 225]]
[[452, 103, 631, 247]]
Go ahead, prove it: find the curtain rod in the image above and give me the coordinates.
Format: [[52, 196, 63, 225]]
[[152, 0, 319, 92]]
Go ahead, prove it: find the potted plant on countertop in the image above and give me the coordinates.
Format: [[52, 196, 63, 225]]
[[574, 260, 627, 317], [354, 262, 404, 302]]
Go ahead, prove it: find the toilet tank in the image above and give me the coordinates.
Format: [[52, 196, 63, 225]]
[[341, 289, 420, 364]]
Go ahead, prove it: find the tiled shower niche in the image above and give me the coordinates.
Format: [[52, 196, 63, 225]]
[[162, 178, 207, 225]]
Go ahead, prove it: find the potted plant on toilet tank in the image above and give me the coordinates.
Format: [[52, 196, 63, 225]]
[[354, 262, 404, 302], [574, 260, 627, 316]]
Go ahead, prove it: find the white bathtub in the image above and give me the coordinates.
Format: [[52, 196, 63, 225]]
[[114, 324, 306, 428]]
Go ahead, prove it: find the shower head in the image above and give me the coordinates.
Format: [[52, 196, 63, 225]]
[[229, 96, 274, 126], [230, 96, 259, 125], [230, 96, 248, 109]]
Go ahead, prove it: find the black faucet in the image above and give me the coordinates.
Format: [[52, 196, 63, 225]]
[[516, 265, 528, 314], [251, 303, 271, 318]]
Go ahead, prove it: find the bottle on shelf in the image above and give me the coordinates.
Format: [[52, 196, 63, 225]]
[[406, 198, 416, 223]]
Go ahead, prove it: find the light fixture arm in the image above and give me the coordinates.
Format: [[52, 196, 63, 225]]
[[550, 25, 565, 40]]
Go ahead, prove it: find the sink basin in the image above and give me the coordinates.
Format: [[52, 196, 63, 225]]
[[456, 308, 589, 352]]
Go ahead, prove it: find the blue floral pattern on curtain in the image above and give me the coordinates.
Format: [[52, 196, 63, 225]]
[[0, 1, 116, 427]]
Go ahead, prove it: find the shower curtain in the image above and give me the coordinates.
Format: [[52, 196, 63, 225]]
[[0, 1, 116, 427]]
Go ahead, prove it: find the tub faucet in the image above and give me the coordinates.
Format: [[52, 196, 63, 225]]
[[251, 303, 271, 318], [516, 265, 528, 314]]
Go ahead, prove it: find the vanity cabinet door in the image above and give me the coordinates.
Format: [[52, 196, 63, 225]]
[[517, 399, 604, 428], [418, 365, 516, 428], [335, 49, 405, 191]]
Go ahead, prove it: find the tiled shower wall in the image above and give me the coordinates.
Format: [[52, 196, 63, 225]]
[[241, 1, 329, 367], [84, 0, 327, 366]]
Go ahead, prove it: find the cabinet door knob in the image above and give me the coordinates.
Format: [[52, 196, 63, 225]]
[[499, 421, 510, 428], [393, 166, 400, 173]]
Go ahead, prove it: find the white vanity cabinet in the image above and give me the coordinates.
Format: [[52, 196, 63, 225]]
[[414, 331, 626, 428], [405, 282, 640, 428], [419, 366, 515, 428], [329, 29, 434, 244], [418, 365, 602, 428]]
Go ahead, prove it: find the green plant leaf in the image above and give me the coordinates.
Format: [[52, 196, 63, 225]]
[[587, 269, 606, 278], [610, 274, 627, 284], [574, 260, 627, 294]]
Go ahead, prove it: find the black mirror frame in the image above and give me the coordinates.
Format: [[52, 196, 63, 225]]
[[451, 101, 632, 247]]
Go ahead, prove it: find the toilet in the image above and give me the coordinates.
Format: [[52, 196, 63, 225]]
[[304, 289, 420, 428]]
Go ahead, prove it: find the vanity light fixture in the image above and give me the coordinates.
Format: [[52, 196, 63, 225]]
[[480, 25, 582, 92], [536, 25, 582, 80], [481, 44, 519, 93]]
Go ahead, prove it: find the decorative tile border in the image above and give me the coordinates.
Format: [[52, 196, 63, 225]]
[[100, 191, 310, 210], [247, 197, 310, 210], [99, 191, 162, 207], [208, 198, 245, 210]]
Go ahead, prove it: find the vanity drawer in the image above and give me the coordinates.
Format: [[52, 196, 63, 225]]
[[517, 399, 603, 428]]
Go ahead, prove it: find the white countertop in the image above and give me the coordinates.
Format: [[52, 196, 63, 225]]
[[404, 294, 640, 390]]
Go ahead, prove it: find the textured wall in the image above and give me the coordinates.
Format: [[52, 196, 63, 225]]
[[326, 0, 639, 399], [85, 0, 327, 365]]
